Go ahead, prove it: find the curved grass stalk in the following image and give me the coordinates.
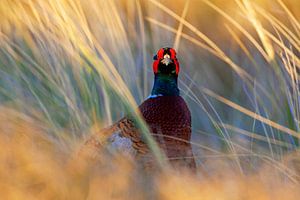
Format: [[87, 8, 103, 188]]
[[173, 0, 189, 51], [202, 87, 300, 139]]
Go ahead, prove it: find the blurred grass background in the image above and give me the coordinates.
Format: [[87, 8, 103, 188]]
[[0, 0, 300, 199]]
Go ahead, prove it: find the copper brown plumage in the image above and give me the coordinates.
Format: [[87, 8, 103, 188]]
[[79, 47, 196, 171], [138, 96, 195, 169]]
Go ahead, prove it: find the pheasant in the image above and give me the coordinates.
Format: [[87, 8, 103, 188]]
[[80, 47, 196, 170]]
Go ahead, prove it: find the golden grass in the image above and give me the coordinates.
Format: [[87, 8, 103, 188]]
[[241, 0, 275, 62], [173, 0, 189, 51], [0, 106, 299, 199], [1, 0, 300, 199]]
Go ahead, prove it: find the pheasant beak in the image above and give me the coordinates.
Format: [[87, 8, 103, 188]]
[[161, 54, 173, 66]]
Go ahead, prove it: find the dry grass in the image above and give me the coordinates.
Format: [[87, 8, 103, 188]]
[[0, 0, 300, 199], [0, 106, 300, 199]]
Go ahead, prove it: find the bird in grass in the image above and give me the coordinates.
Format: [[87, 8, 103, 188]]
[[80, 47, 196, 170]]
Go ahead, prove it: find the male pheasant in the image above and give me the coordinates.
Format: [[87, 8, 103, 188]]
[[81, 47, 196, 170]]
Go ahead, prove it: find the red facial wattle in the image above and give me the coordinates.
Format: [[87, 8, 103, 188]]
[[157, 48, 164, 59], [169, 48, 176, 59], [152, 59, 159, 74]]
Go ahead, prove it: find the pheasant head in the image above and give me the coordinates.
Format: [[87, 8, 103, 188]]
[[152, 47, 180, 76], [151, 47, 180, 97]]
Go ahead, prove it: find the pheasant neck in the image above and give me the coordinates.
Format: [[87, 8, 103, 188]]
[[151, 74, 179, 96]]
